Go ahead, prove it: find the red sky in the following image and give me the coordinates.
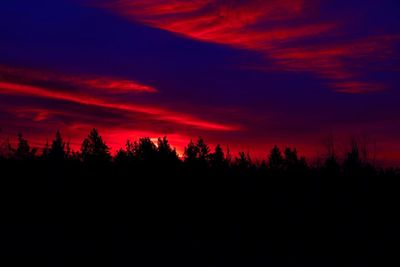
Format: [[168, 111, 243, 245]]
[[1, 0, 400, 164]]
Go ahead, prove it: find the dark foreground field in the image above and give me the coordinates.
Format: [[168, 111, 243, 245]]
[[1, 159, 400, 267]]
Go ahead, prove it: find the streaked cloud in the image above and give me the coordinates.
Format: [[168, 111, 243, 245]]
[[0, 65, 238, 131], [1, 0, 400, 164], [94, 0, 399, 94], [0, 65, 158, 93], [75, 78, 157, 93]]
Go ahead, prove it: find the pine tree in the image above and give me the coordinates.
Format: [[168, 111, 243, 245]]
[[284, 147, 299, 170], [136, 137, 157, 162], [49, 131, 65, 161], [0, 138, 15, 159], [80, 128, 111, 162], [184, 139, 199, 163], [16, 133, 34, 160], [236, 151, 251, 170], [157, 136, 178, 162], [269, 145, 283, 170], [196, 138, 210, 162], [42, 139, 50, 159], [210, 144, 226, 169]]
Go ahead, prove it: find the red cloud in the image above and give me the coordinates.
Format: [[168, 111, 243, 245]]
[[0, 64, 240, 158], [0, 65, 157, 93], [75, 78, 157, 93], [270, 35, 399, 93], [102, 0, 311, 46], [0, 80, 237, 131], [14, 108, 53, 122], [332, 82, 386, 94], [95, 0, 400, 94]]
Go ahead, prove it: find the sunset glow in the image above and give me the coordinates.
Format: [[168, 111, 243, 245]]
[[1, 0, 400, 163]]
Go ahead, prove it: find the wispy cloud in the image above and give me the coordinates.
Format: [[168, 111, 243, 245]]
[[94, 0, 399, 94], [0, 65, 238, 131], [75, 78, 157, 93], [0, 65, 158, 93]]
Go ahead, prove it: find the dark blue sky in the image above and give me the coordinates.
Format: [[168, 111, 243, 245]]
[[1, 0, 399, 163]]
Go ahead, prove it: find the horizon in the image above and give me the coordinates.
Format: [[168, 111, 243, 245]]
[[1, 128, 393, 168]]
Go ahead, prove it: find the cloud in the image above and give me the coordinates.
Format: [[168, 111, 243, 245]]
[[332, 82, 386, 94], [98, 0, 312, 46], [0, 65, 238, 131], [0, 81, 236, 131], [94, 0, 400, 94], [270, 35, 399, 93], [0, 65, 158, 93], [75, 78, 157, 93]]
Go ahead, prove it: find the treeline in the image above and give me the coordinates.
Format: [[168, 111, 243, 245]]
[[1, 129, 400, 266], [1, 128, 397, 176]]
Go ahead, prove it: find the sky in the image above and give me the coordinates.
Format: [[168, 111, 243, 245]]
[[0, 0, 399, 163]]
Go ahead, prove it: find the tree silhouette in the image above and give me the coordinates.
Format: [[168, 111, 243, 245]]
[[324, 153, 340, 176], [284, 148, 298, 167], [226, 146, 232, 165], [125, 140, 135, 159], [1, 129, 400, 267], [0, 138, 14, 159], [136, 137, 157, 162], [65, 141, 71, 159], [184, 139, 199, 164], [184, 138, 211, 171], [157, 136, 179, 162], [81, 128, 111, 162], [0, 128, 398, 186], [16, 133, 36, 160], [114, 140, 138, 165], [115, 148, 129, 164], [321, 134, 340, 175], [48, 131, 66, 161], [42, 139, 50, 159], [269, 145, 283, 170], [197, 137, 210, 170], [283, 147, 308, 172], [235, 151, 252, 170], [209, 144, 226, 170], [196, 138, 210, 162], [343, 139, 362, 173]]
